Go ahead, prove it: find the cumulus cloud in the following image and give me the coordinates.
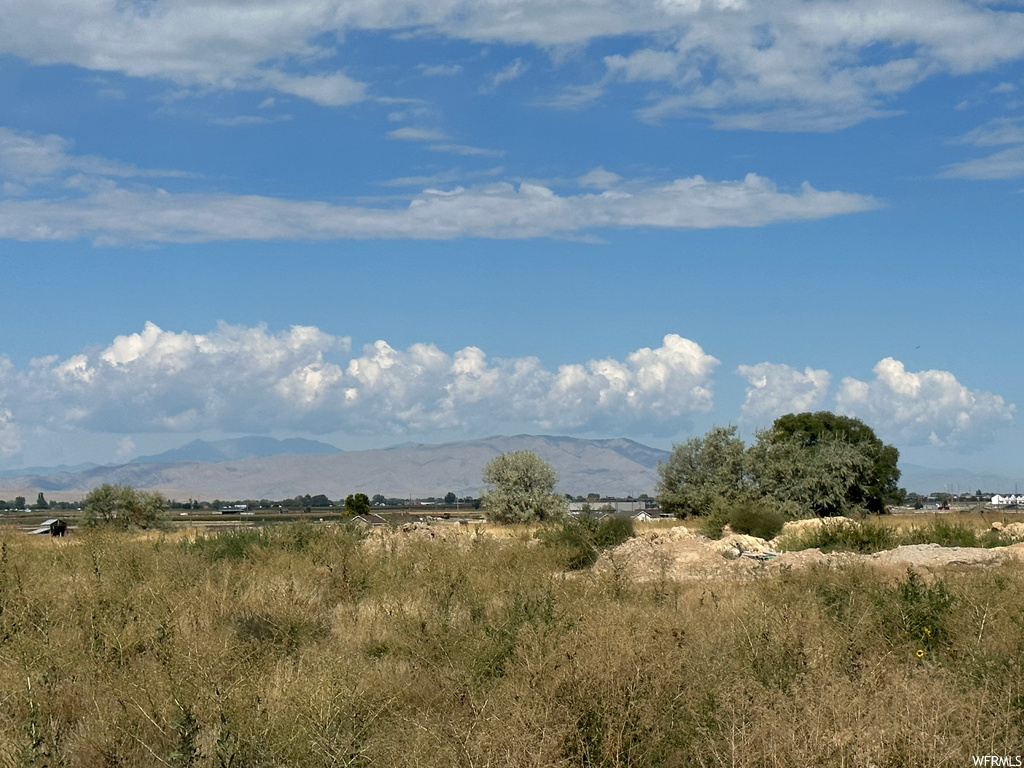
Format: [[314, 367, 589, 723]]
[[0, 326, 718, 439], [0, 408, 21, 457], [736, 362, 830, 423], [0, 127, 877, 244], [2, 1, 1022, 123], [836, 358, 1015, 450]]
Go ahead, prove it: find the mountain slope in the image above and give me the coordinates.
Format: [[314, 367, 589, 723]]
[[131, 436, 339, 464], [1, 435, 668, 500]]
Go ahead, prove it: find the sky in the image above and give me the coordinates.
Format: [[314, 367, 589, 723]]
[[0, 0, 1022, 480]]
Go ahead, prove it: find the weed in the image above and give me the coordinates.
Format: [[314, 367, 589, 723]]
[[538, 515, 634, 569], [777, 518, 900, 553]]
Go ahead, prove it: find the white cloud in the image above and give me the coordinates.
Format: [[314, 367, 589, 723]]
[[419, 63, 463, 77], [835, 357, 1015, 450], [942, 117, 1024, 179], [0, 128, 878, 243], [579, 167, 622, 189], [0, 326, 718, 439], [210, 114, 293, 127], [482, 58, 528, 92], [940, 146, 1024, 179], [0, 407, 21, 457], [736, 362, 830, 423], [427, 143, 505, 157], [387, 127, 449, 142], [957, 117, 1024, 147], [115, 436, 136, 460], [259, 71, 366, 106], [1, 0, 1023, 124], [0, 127, 189, 185], [380, 166, 504, 187]]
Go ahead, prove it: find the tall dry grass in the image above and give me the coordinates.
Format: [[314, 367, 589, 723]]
[[0, 522, 1020, 767]]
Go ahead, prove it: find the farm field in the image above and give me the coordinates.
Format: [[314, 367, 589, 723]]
[[1, 520, 1022, 766]]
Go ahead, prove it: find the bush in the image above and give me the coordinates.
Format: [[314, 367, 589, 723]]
[[776, 518, 900, 554], [81, 483, 166, 529], [540, 515, 635, 569], [903, 520, 979, 548], [701, 499, 784, 541], [183, 527, 269, 562], [725, 502, 785, 541]]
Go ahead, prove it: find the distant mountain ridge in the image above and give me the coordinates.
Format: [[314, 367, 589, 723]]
[[0, 435, 669, 501], [131, 436, 340, 464], [3, 435, 1014, 501]]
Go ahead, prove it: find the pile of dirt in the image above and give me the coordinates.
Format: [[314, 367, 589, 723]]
[[594, 523, 1024, 582], [592, 527, 762, 581], [363, 521, 475, 550], [992, 521, 1024, 537]]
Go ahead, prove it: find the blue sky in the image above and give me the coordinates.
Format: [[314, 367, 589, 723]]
[[1, 0, 1023, 479]]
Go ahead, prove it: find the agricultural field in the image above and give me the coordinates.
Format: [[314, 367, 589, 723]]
[[0, 520, 1022, 767]]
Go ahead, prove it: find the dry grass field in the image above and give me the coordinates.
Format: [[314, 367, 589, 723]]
[[0, 521, 1021, 767]]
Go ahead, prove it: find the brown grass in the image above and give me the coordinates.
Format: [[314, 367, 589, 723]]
[[0, 522, 1020, 766]]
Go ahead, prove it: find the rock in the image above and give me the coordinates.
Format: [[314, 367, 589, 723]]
[[709, 533, 770, 557]]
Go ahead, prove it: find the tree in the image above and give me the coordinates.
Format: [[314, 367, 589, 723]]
[[344, 493, 371, 518], [481, 451, 566, 524], [82, 484, 165, 529], [444, 491, 457, 505], [747, 435, 875, 518], [752, 412, 903, 514], [656, 426, 747, 518], [14, 496, 25, 510], [34, 492, 47, 510]]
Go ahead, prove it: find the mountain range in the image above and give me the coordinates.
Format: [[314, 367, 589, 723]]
[[1, 435, 1019, 502], [0, 435, 668, 501]]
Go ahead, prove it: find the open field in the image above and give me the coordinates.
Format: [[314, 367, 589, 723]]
[[1, 521, 1022, 766]]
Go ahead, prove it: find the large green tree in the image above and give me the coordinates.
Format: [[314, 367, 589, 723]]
[[656, 426, 747, 518], [752, 412, 903, 515], [344, 493, 371, 518], [82, 484, 166, 529], [481, 450, 567, 524]]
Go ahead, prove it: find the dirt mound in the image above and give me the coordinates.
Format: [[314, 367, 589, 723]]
[[595, 523, 1024, 582], [593, 527, 762, 581], [992, 521, 1024, 538], [867, 543, 1005, 568]]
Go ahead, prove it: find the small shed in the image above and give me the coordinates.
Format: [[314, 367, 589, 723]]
[[29, 518, 68, 536]]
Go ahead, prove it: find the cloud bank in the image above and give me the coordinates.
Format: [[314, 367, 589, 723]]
[[0, 127, 877, 244], [0, 325, 719, 441], [0, 326, 1014, 464]]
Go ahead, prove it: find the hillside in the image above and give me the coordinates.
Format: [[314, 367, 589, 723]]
[[0, 435, 668, 501]]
